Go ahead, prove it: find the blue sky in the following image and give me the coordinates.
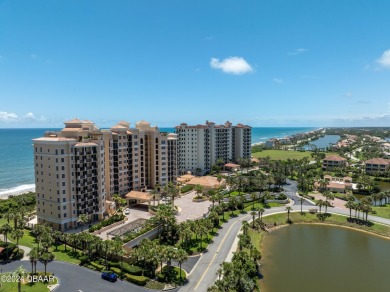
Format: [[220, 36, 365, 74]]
[[0, 0, 390, 128]]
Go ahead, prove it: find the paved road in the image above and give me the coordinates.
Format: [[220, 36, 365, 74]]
[[0, 260, 150, 292]]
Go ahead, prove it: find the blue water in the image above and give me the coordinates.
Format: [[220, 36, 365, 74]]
[[303, 135, 341, 150], [0, 127, 316, 193]]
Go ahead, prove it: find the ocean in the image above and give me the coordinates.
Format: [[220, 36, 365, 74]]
[[0, 127, 316, 196]]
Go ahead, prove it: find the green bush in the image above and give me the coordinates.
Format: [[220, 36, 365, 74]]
[[110, 267, 121, 275], [90, 261, 104, 271], [180, 185, 194, 193], [79, 255, 89, 265], [277, 193, 287, 200], [124, 274, 149, 286], [122, 263, 143, 276]]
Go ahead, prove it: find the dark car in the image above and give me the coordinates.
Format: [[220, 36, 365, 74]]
[[101, 272, 118, 282]]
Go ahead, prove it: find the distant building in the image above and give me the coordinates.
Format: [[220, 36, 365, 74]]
[[315, 175, 353, 193], [265, 138, 278, 148], [175, 121, 251, 174], [364, 158, 390, 175], [322, 155, 347, 170]]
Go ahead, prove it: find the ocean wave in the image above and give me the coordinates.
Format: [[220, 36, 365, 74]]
[[0, 184, 36, 197]]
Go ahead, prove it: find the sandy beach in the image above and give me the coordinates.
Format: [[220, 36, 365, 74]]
[[0, 184, 36, 200]]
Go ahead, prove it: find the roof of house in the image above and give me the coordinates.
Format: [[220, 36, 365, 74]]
[[224, 163, 241, 168], [364, 158, 390, 165], [125, 191, 152, 201], [323, 155, 347, 162]]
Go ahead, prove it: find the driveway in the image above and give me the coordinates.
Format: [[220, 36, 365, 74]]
[[175, 191, 212, 223]]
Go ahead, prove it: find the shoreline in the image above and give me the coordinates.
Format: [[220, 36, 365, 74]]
[[0, 185, 36, 200], [263, 216, 390, 240], [251, 127, 323, 146]]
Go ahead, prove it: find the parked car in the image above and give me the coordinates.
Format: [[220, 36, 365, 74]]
[[123, 208, 130, 215], [101, 272, 117, 282]]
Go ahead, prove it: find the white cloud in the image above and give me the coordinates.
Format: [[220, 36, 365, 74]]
[[377, 49, 390, 68], [0, 111, 46, 123], [210, 57, 253, 75], [24, 112, 46, 121], [273, 78, 283, 84], [288, 48, 308, 56], [0, 111, 19, 122]]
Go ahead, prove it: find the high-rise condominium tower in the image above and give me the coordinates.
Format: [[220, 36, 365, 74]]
[[33, 119, 177, 231], [175, 121, 251, 175]]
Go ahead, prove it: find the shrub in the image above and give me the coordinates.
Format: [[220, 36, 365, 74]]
[[124, 274, 149, 286], [122, 263, 143, 276], [180, 185, 193, 193], [277, 193, 287, 200], [110, 267, 121, 275], [79, 255, 89, 265], [90, 261, 104, 271]]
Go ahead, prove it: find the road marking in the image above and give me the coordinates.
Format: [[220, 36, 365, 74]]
[[194, 216, 245, 290]]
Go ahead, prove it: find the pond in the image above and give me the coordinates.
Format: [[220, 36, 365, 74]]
[[303, 135, 340, 150], [260, 224, 390, 292]]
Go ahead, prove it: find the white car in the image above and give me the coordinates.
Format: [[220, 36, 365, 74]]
[[123, 208, 130, 215]]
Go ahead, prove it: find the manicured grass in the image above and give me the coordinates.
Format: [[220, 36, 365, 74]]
[[145, 280, 165, 290], [262, 212, 390, 237], [50, 244, 81, 265], [252, 150, 312, 161], [14, 230, 36, 248], [372, 204, 390, 220], [0, 273, 57, 292]]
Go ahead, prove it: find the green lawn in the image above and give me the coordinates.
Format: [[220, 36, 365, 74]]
[[50, 244, 81, 265], [252, 150, 339, 161], [10, 230, 37, 248], [0, 273, 57, 292], [252, 150, 312, 161], [372, 204, 390, 219]]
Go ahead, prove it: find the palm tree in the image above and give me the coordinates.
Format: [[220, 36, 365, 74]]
[[12, 265, 27, 292], [286, 206, 292, 222], [345, 201, 355, 219], [11, 229, 24, 247], [250, 211, 257, 228], [78, 214, 89, 231], [229, 196, 238, 216], [250, 193, 257, 210], [198, 224, 208, 250], [316, 199, 325, 214], [299, 197, 304, 214], [0, 223, 13, 243], [28, 247, 39, 274], [40, 251, 55, 275], [242, 221, 249, 236], [175, 249, 188, 279], [258, 208, 265, 222]]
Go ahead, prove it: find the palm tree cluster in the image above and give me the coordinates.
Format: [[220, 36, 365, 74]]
[[344, 194, 378, 224], [208, 222, 261, 292], [178, 218, 213, 252], [28, 225, 55, 275], [132, 238, 188, 281]]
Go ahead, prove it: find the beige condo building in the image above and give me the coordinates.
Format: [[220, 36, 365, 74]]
[[33, 119, 177, 231], [175, 121, 251, 174]]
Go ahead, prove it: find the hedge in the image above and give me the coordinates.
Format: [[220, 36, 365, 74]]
[[180, 185, 194, 193], [123, 263, 143, 276], [124, 274, 149, 286], [110, 267, 121, 275], [90, 261, 104, 271]]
